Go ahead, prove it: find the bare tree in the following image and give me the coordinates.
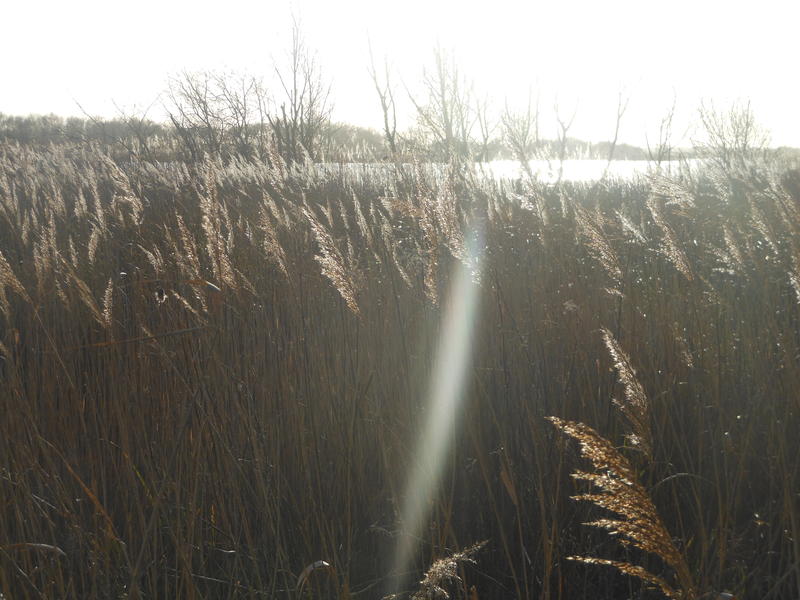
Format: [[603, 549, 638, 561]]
[[602, 89, 630, 180], [501, 90, 539, 178], [367, 40, 398, 158], [267, 16, 332, 163], [166, 71, 226, 160], [474, 94, 495, 163], [554, 100, 578, 184], [165, 71, 269, 161], [252, 82, 274, 161], [165, 19, 331, 164], [108, 102, 163, 161], [407, 45, 474, 162], [215, 75, 263, 159], [73, 101, 162, 161], [697, 99, 768, 174], [646, 93, 676, 168]]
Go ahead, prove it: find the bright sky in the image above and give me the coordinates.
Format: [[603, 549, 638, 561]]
[[3, 0, 799, 147]]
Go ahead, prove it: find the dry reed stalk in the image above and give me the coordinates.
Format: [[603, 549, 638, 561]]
[[649, 174, 696, 213], [89, 175, 107, 234], [747, 199, 779, 256], [646, 194, 694, 281], [416, 191, 441, 305], [199, 176, 236, 289], [0, 285, 9, 319], [67, 236, 79, 269], [138, 244, 164, 276], [87, 224, 102, 265], [175, 214, 202, 281], [258, 202, 289, 277], [722, 225, 746, 271], [616, 210, 647, 245], [435, 180, 465, 262], [382, 218, 413, 288], [670, 322, 695, 369], [601, 328, 652, 459], [575, 205, 623, 284], [101, 278, 114, 332], [63, 263, 106, 328], [0, 136, 795, 599], [523, 181, 549, 226], [353, 193, 378, 255], [303, 207, 360, 314], [548, 417, 697, 600], [74, 188, 88, 220], [0, 250, 28, 303], [409, 541, 486, 600]]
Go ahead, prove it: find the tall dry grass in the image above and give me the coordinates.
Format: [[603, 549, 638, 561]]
[[0, 139, 798, 599]]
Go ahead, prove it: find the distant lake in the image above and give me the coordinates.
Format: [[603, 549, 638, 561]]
[[315, 159, 695, 184], [481, 159, 693, 182]]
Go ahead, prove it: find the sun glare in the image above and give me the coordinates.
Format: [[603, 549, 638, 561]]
[[390, 222, 484, 595]]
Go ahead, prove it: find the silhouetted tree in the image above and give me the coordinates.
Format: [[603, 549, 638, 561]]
[[474, 94, 495, 162], [267, 16, 332, 163], [602, 89, 630, 180], [697, 99, 768, 173], [554, 99, 578, 184], [502, 90, 540, 177], [408, 45, 474, 162], [646, 93, 677, 168], [368, 40, 398, 158]]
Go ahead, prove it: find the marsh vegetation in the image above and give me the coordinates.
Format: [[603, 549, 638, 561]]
[[0, 38, 799, 600]]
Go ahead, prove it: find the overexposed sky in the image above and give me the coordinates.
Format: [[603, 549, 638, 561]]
[[3, 0, 798, 147]]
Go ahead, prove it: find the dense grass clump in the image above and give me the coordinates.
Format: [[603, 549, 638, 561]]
[[0, 140, 799, 599]]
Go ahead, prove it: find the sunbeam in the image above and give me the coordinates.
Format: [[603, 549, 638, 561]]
[[390, 222, 484, 596]]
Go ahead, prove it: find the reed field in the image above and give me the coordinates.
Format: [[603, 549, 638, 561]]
[[1, 135, 799, 600]]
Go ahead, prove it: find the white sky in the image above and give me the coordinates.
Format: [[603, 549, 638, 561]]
[[3, 0, 799, 147]]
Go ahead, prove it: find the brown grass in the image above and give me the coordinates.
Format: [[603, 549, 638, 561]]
[[0, 139, 798, 599]]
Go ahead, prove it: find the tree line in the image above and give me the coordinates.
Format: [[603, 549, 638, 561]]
[[3, 20, 785, 167]]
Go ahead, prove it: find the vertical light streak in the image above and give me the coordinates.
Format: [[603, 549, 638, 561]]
[[390, 224, 484, 594]]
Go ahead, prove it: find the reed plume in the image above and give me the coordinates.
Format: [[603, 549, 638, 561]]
[[575, 204, 623, 283], [647, 193, 694, 281], [601, 328, 652, 459], [547, 417, 697, 600], [304, 206, 360, 314], [410, 541, 486, 600]]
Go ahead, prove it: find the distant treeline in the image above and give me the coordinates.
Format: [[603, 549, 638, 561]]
[[0, 112, 386, 163], [0, 112, 660, 163], [3, 36, 799, 168]]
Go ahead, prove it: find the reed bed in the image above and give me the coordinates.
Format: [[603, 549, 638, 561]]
[[0, 140, 798, 599]]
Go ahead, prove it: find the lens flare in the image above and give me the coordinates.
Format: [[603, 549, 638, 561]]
[[390, 222, 484, 595]]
